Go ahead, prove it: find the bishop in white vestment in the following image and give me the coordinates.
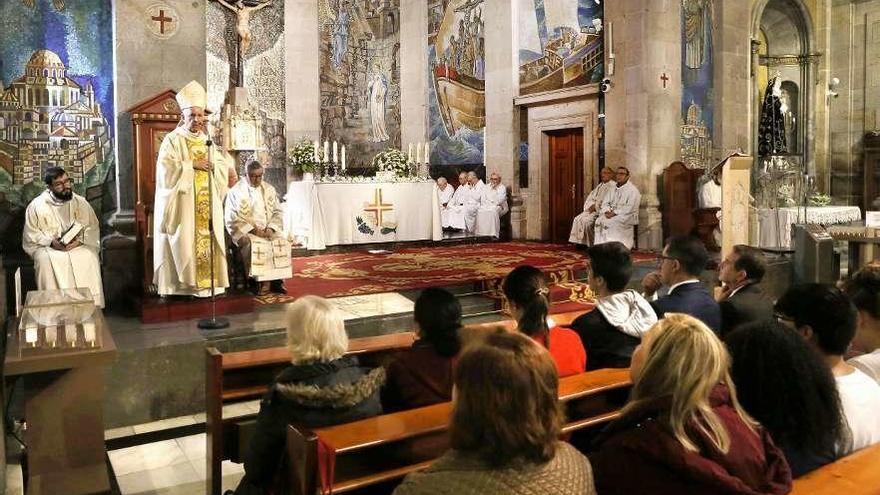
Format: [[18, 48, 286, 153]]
[[153, 81, 231, 297], [594, 167, 642, 249], [475, 172, 508, 238], [23, 168, 104, 307], [569, 167, 615, 245], [225, 161, 292, 295]]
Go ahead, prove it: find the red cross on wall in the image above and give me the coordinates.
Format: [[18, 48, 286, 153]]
[[152, 9, 173, 34], [660, 73, 670, 89]]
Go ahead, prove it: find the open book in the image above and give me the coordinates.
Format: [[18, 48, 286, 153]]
[[60, 221, 84, 245]]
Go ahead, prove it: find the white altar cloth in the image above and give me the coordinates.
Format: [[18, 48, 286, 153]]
[[284, 181, 443, 250], [758, 206, 862, 248]]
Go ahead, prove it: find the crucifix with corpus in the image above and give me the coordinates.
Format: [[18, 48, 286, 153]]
[[213, 0, 272, 86]]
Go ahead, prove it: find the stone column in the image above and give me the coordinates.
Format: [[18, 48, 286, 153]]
[[484, 0, 521, 235], [604, 0, 682, 250], [285, 0, 321, 141], [399, 0, 429, 150], [713, 0, 751, 158]]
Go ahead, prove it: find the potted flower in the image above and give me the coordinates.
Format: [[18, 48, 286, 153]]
[[371, 148, 412, 180], [287, 139, 324, 181]]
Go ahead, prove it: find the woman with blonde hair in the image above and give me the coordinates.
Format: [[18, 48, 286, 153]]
[[233, 295, 385, 494], [394, 331, 596, 495], [591, 313, 792, 495]]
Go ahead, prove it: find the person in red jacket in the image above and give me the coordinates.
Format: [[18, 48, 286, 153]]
[[591, 313, 792, 495], [502, 265, 586, 377]]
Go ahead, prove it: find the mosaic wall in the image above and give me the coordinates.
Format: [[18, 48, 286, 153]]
[[207, 0, 286, 191], [680, 0, 714, 170], [0, 0, 114, 213], [427, 0, 485, 167], [518, 0, 604, 96], [319, 0, 401, 168]]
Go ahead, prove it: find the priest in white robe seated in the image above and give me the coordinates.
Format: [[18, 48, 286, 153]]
[[154, 81, 232, 298], [437, 176, 460, 231], [225, 160, 292, 295], [22, 167, 104, 307], [594, 166, 642, 249], [443, 172, 470, 231], [475, 172, 508, 237], [462, 171, 485, 233], [569, 166, 615, 246]]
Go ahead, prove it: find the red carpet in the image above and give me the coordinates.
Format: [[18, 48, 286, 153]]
[[257, 241, 657, 307]]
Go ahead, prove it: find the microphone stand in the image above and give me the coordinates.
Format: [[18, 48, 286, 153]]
[[199, 139, 230, 330]]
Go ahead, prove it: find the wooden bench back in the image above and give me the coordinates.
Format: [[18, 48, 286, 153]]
[[791, 443, 880, 494], [284, 367, 631, 495]]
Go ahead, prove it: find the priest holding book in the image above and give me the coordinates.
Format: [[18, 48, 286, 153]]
[[22, 166, 104, 307]]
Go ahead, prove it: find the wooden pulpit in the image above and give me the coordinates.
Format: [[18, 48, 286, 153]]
[[127, 91, 180, 294], [662, 161, 703, 241]]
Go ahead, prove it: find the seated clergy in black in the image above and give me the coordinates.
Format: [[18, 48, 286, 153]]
[[716, 244, 774, 336], [570, 242, 658, 370], [642, 235, 721, 332]]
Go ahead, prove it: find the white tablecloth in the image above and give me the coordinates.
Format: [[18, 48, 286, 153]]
[[284, 181, 443, 250], [758, 206, 862, 248]]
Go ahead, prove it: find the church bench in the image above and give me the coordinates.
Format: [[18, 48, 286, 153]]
[[791, 443, 880, 494], [282, 367, 631, 495]]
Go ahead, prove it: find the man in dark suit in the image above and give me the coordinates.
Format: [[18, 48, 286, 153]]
[[716, 244, 774, 335], [642, 235, 721, 332]]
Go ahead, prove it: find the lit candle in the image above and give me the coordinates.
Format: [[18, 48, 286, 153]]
[[333, 141, 338, 163], [45, 325, 57, 346], [408, 143, 413, 162], [324, 140, 329, 163], [341, 145, 346, 171], [24, 326, 37, 345], [313, 141, 319, 162], [416, 142, 422, 164], [83, 321, 96, 344], [65, 324, 77, 344], [424, 143, 430, 165]]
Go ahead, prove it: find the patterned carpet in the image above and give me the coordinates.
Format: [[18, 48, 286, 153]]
[[257, 242, 657, 309]]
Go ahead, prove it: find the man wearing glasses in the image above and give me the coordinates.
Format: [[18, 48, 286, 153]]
[[22, 167, 104, 307], [594, 166, 641, 249], [475, 172, 508, 237]]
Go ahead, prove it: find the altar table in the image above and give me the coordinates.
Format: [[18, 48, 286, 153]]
[[757, 206, 862, 248], [285, 180, 443, 250]]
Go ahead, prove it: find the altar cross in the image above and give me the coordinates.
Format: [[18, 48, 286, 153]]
[[364, 188, 394, 226], [151, 9, 173, 34], [660, 73, 670, 88]]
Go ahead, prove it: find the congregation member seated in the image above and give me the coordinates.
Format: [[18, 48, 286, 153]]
[[233, 296, 385, 494], [225, 160, 291, 295], [642, 235, 721, 333], [503, 265, 586, 377], [594, 166, 641, 249], [716, 245, 774, 335], [475, 172, 508, 238], [393, 331, 597, 495], [570, 242, 657, 370], [569, 166, 615, 247], [725, 321, 846, 476], [382, 288, 462, 412], [840, 264, 880, 383], [591, 314, 792, 495], [775, 284, 880, 454]]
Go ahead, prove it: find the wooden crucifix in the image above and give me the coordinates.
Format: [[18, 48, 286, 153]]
[[214, 0, 272, 86]]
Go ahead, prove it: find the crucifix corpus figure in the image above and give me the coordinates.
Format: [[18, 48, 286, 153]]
[[215, 0, 272, 56]]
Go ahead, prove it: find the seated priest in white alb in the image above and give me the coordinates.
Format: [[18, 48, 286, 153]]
[[569, 166, 615, 246], [225, 160, 292, 296], [463, 171, 485, 233], [698, 164, 722, 209], [594, 166, 642, 249], [436, 177, 454, 207], [444, 171, 471, 231], [475, 172, 508, 237], [22, 167, 104, 307]]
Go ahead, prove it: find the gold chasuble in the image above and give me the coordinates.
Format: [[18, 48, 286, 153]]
[[186, 138, 224, 289]]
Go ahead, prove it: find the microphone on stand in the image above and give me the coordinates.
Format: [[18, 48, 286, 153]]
[[198, 139, 230, 330]]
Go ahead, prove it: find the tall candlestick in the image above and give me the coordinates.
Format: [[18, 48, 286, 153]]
[[324, 140, 329, 163], [313, 141, 319, 162], [83, 321, 96, 344], [408, 143, 413, 162], [424, 143, 430, 165], [333, 141, 338, 163], [65, 324, 77, 345], [341, 145, 346, 171], [416, 142, 423, 164], [45, 325, 57, 346]]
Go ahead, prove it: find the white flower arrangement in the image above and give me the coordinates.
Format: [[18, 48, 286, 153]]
[[371, 148, 412, 177], [287, 139, 324, 173]]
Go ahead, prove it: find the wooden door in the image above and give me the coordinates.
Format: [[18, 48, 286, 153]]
[[548, 129, 584, 243]]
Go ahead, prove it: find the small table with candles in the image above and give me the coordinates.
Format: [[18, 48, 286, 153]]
[[4, 289, 117, 495]]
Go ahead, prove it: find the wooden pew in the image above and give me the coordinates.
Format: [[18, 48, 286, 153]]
[[206, 310, 591, 494], [284, 367, 631, 495], [792, 443, 880, 494]]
